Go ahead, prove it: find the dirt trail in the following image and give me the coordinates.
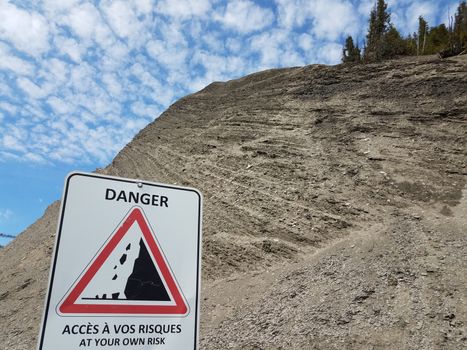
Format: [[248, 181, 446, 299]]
[[1, 55, 466, 349]]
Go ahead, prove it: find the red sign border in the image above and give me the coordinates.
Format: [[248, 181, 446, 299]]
[[58, 207, 188, 315]]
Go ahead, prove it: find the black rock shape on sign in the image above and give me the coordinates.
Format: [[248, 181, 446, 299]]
[[124, 239, 170, 301]]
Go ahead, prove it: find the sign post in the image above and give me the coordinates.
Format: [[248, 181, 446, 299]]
[[37, 172, 202, 349]]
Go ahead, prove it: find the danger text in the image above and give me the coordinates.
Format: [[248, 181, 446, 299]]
[[105, 189, 168, 207]]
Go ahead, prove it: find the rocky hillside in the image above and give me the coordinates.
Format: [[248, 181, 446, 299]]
[[1, 55, 466, 349]]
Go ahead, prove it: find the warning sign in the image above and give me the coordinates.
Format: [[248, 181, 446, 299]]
[[58, 207, 188, 316], [37, 172, 202, 350]]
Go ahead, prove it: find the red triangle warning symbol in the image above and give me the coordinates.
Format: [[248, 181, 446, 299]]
[[58, 207, 188, 316]]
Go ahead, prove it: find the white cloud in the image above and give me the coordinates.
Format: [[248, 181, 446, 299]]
[[202, 33, 225, 52], [215, 0, 274, 33], [0, 81, 13, 99], [187, 50, 252, 91], [156, 0, 211, 19], [250, 29, 290, 66], [0, 43, 35, 76], [146, 39, 188, 68], [40, 58, 69, 86], [69, 63, 98, 93], [310, 1, 359, 40], [145, 21, 190, 79], [101, 1, 143, 40], [391, 1, 438, 34], [100, 42, 131, 72], [298, 33, 314, 51], [0, 101, 18, 115], [316, 42, 343, 64], [41, 0, 81, 15], [17, 77, 50, 99], [275, 0, 307, 29], [58, 2, 116, 51], [226, 37, 242, 52], [279, 48, 305, 67], [275, 0, 359, 40], [133, 0, 154, 15], [66, 3, 103, 40], [102, 73, 123, 97], [47, 96, 72, 115], [358, 0, 374, 17], [0, 0, 50, 56], [0, 150, 20, 161], [55, 36, 84, 63], [23, 152, 46, 163], [0, 208, 13, 222], [2, 134, 26, 152], [160, 20, 188, 46], [131, 101, 161, 119], [129, 63, 176, 105]]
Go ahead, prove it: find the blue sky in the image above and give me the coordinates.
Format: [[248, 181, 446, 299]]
[[0, 0, 459, 245]]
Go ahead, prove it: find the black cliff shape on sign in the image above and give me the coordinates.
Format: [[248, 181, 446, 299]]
[[124, 238, 171, 301]]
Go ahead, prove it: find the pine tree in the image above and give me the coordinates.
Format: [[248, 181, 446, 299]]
[[365, 9, 378, 61], [383, 26, 407, 57], [405, 33, 418, 55], [441, 1, 467, 57], [426, 24, 450, 54], [342, 36, 361, 63], [453, 1, 467, 51], [364, 0, 391, 62], [417, 16, 429, 55]]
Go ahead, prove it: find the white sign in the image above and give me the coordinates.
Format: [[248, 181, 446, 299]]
[[37, 172, 202, 350]]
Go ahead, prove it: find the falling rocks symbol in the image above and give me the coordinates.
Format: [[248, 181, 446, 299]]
[[124, 238, 170, 301], [58, 206, 189, 315], [86, 238, 170, 302]]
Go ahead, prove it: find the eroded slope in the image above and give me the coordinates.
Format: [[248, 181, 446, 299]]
[[1, 55, 466, 349]]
